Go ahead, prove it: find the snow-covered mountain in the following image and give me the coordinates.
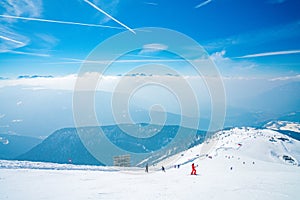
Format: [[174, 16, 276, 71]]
[[236, 81, 300, 114], [8, 127, 300, 168], [159, 127, 300, 168], [1, 127, 300, 200], [265, 121, 300, 133], [264, 120, 300, 141]]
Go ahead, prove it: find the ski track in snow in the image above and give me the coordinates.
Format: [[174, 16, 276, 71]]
[[1, 127, 300, 200]]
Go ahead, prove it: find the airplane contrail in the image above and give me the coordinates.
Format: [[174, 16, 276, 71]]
[[235, 50, 300, 58], [83, 0, 136, 34], [195, 0, 212, 9], [0, 14, 124, 30], [9, 50, 50, 57], [0, 35, 25, 45]]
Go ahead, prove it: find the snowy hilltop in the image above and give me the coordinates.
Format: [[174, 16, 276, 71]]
[[1, 127, 300, 200], [265, 121, 300, 133], [159, 127, 300, 168]]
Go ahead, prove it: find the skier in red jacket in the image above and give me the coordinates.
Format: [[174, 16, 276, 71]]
[[191, 163, 197, 175]]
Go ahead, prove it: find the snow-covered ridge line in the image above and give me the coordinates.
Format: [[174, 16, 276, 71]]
[[207, 127, 300, 165], [2, 127, 300, 171], [0, 160, 121, 171], [265, 121, 300, 133]]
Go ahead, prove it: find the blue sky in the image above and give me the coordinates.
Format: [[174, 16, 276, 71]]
[[0, 0, 299, 78], [0, 0, 300, 136]]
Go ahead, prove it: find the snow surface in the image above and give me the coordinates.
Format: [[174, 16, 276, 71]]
[[265, 121, 300, 133], [1, 127, 300, 200]]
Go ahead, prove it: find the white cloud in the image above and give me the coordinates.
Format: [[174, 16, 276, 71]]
[[209, 50, 228, 61], [46, 56, 185, 65], [144, 2, 158, 6], [140, 43, 168, 54], [93, 0, 120, 24], [35, 33, 59, 49], [0, 25, 29, 53], [0, 0, 43, 19], [222, 76, 261, 81], [0, 74, 77, 90], [269, 74, 300, 81], [0, 70, 297, 94], [0, 1, 122, 56], [0, 114, 5, 119], [12, 119, 23, 123], [8, 50, 50, 57], [16, 101, 22, 106], [0, 73, 199, 92], [143, 43, 168, 50], [0, 0, 42, 54], [92, 0, 120, 22], [208, 50, 262, 77]]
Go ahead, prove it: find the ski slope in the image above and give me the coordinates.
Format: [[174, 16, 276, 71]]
[[1, 127, 300, 200]]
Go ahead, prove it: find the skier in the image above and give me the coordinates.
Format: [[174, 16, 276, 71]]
[[161, 166, 165, 172], [145, 163, 149, 173], [191, 163, 197, 175]]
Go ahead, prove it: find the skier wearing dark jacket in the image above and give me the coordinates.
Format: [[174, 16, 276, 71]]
[[145, 163, 148, 173]]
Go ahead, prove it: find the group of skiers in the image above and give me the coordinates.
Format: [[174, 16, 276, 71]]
[[145, 163, 197, 175]]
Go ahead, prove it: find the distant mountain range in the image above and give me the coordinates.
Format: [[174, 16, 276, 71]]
[[264, 120, 300, 141], [17, 128, 102, 166], [17, 124, 207, 166], [2, 117, 299, 166], [0, 134, 41, 159], [235, 81, 300, 115]]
